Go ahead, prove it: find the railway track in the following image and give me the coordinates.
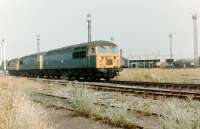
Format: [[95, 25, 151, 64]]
[[33, 91, 160, 129], [109, 80, 200, 91], [28, 77, 200, 91], [34, 91, 160, 116], [29, 78, 200, 101]]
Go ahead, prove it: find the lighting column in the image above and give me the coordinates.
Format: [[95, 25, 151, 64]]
[[87, 14, 92, 68]]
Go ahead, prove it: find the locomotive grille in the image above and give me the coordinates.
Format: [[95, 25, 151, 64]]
[[107, 59, 113, 65]]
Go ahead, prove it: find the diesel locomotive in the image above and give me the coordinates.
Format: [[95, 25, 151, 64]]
[[7, 41, 121, 81]]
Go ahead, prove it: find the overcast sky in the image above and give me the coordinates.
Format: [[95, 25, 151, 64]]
[[0, 0, 200, 61]]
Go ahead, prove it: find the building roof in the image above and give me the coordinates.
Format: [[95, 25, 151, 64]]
[[129, 59, 161, 62]]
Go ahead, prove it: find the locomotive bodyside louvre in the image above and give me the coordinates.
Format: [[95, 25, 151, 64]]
[[43, 46, 88, 69], [19, 55, 37, 70], [16, 60, 19, 71]]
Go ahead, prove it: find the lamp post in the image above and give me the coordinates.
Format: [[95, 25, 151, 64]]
[[1, 39, 6, 75], [192, 13, 198, 67], [87, 14, 92, 68], [169, 34, 173, 59]]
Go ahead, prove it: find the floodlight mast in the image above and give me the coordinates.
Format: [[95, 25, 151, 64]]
[[1, 39, 6, 75], [169, 34, 173, 59], [87, 14, 92, 69], [110, 37, 114, 42], [192, 13, 198, 67]]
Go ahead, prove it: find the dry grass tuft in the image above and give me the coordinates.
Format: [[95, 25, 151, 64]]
[[0, 81, 9, 86], [0, 77, 53, 129], [69, 83, 94, 117], [159, 100, 200, 129], [69, 83, 138, 129], [0, 89, 15, 129], [102, 105, 134, 128]]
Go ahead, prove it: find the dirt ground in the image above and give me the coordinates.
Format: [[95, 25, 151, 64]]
[[39, 104, 122, 129]]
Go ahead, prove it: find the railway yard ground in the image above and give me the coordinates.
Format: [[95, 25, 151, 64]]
[[0, 68, 200, 129]]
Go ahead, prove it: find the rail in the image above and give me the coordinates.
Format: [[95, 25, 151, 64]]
[[29, 78, 200, 101]]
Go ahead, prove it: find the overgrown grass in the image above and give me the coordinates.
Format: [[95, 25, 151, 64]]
[[2, 76, 200, 129], [102, 105, 134, 128], [69, 84, 138, 129], [159, 100, 200, 129], [0, 78, 52, 129], [68, 84, 200, 129], [116, 68, 200, 83], [69, 84, 94, 117], [0, 89, 15, 129]]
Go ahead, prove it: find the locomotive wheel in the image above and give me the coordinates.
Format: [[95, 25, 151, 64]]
[[106, 77, 110, 82], [76, 76, 80, 81]]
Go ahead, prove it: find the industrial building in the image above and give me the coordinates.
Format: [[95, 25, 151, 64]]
[[128, 59, 160, 68], [122, 55, 174, 68]]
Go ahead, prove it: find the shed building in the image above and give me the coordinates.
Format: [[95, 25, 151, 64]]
[[129, 59, 160, 68]]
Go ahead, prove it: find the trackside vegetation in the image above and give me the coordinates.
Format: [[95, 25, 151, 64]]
[[0, 77, 200, 129]]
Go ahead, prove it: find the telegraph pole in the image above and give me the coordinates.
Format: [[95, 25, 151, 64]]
[[87, 14, 92, 69], [1, 39, 6, 75], [169, 34, 173, 59], [192, 13, 198, 67]]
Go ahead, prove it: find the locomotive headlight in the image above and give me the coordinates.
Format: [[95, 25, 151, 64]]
[[117, 60, 119, 65], [99, 56, 104, 63]]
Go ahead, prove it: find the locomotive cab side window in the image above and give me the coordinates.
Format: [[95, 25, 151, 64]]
[[72, 51, 86, 59], [73, 46, 87, 59], [19, 60, 23, 65], [79, 51, 86, 58], [91, 47, 95, 54], [73, 52, 79, 59]]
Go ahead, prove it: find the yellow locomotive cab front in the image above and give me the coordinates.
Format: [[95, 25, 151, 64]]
[[96, 46, 121, 69]]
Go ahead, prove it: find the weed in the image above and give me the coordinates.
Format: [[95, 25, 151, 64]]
[[159, 100, 200, 129]]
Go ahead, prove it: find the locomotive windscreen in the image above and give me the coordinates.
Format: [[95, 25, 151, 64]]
[[97, 46, 119, 54]]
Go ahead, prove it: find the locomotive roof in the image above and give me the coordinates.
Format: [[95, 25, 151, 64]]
[[19, 52, 46, 59], [46, 40, 117, 53], [14, 40, 117, 60], [59, 40, 117, 49], [83, 40, 117, 47], [8, 58, 18, 62]]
